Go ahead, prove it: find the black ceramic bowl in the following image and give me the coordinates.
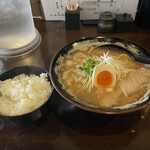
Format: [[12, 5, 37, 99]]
[[50, 36, 150, 115], [0, 66, 53, 124]]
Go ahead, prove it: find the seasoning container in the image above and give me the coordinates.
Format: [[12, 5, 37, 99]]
[[97, 11, 115, 33], [115, 13, 133, 33], [65, 3, 80, 30]]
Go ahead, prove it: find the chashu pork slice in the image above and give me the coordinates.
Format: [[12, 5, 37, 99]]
[[118, 67, 150, 97]]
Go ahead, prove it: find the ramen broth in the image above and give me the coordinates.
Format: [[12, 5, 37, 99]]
[[55, 45, 149, 108]]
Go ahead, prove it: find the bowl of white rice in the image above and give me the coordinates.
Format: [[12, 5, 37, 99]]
[[0, 66, 53, 123]]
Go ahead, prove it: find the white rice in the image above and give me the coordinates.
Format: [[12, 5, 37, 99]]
[[0, 73, 52, 116]]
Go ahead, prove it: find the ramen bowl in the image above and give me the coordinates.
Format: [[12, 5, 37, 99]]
[[50, 36, 150, 115], [0, 66, 53, 124]]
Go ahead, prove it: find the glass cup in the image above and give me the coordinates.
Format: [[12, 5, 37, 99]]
[[0, 0, 41, 57]]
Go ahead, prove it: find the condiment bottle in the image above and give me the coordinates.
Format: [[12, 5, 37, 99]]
[[97, 11, 115, 33]]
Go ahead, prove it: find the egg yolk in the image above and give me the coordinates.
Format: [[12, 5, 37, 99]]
[[96, 71, 113, 88]]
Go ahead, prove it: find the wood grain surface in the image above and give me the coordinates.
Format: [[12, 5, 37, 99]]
[[0, 20, 150, 150]]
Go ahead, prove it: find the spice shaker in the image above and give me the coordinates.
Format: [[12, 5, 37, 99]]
[[115, 13, 133, 33], [97, 11, 115, 33]]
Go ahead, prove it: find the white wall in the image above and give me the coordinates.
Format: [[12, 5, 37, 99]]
[[116, 0, 139, 16], [40, 0, 139, 20], [80, 0, 139, 20]]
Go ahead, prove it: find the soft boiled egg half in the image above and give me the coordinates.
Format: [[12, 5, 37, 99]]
[[93, 63, 116, 88]]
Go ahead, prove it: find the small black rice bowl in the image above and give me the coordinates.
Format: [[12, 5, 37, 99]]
[[0, 66, 53, 124]]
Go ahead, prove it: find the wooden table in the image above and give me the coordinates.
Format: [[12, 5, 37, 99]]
[[0, 20, 150, 150]]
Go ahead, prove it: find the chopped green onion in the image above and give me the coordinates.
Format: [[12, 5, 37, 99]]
[[79, 59, 100, 77]]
